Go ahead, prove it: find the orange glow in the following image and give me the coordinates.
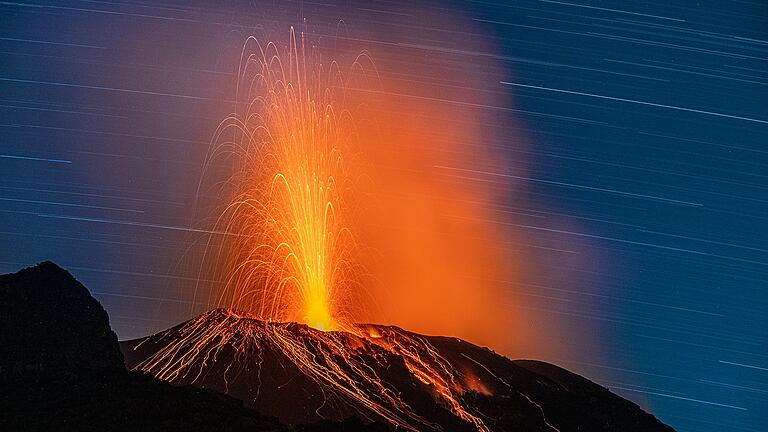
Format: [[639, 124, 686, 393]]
[[343, 44, 536, 357]]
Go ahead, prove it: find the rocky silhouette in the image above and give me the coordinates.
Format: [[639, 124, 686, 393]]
[[0, 262, 288, 432], [1, 262, 675, 431], [0, 261, 123, 375]]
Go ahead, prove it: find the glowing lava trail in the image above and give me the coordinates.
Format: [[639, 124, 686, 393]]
[[133, 309, 493, 431], [136, 30, 496, 431]]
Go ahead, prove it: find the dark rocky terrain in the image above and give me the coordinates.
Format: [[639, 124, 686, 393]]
[[0, 261, 123, 376], [0, 262, 287, 432], [1, 262, 675, 431]]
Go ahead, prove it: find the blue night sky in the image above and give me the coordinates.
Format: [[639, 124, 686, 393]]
[[1, 1, 766, 431]]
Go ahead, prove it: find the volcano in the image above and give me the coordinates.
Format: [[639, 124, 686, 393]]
[[1, 262, 675, 432], [121, 310, 673, 432]]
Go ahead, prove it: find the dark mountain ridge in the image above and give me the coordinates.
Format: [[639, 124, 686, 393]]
[[0, 260, 123, 376], [0, 262, 286, 432]]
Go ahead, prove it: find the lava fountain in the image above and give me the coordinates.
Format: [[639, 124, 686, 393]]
[[192, 28, 365, 331]]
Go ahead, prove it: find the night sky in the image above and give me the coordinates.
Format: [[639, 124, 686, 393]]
[[1, 1, 766, 431]]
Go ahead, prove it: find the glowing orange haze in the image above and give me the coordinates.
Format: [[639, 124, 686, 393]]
[[351, 81, 533, 354], [336, 16, 543, 356]]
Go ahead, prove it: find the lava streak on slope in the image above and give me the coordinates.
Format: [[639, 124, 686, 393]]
[[130, 309, 492, 431], [124, 309, 674, 432]]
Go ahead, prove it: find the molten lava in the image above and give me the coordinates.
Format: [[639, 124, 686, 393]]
[[193, 29, 364, 331]]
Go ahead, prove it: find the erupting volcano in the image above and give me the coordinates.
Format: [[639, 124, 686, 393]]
[[154, 29, 502, 429], [114, 31, 676, 432]]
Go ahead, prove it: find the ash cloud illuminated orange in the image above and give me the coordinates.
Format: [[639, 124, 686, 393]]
[[349, 72, 537, 357], [290, 25, 548, 361], [330, 9, 556, 358]]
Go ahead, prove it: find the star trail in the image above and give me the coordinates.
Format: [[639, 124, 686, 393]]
[[1, 1, 766, 431]]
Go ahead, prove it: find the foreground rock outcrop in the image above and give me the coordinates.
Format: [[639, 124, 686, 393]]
[[0, 262, 287, 432], [0, 261, 123, 376]]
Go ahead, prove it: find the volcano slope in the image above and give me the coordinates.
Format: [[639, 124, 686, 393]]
[[122, 309, 674, 432]]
